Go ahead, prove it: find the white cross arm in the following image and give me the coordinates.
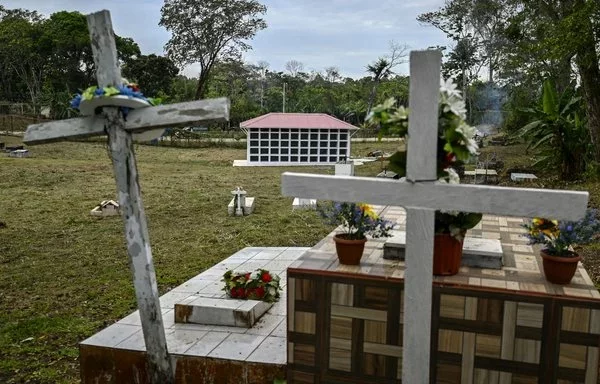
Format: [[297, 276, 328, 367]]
[[281, 173, 589, 221], [23, 97, 230, 144]]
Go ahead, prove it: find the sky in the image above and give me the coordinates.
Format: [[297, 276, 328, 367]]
[[3, 0, 449, 79]]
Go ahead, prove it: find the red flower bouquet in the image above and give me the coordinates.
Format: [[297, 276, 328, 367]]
[[222, 269, 281, 302]]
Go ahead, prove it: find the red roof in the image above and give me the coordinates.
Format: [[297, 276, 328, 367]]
[[241, 113, 359, 130]]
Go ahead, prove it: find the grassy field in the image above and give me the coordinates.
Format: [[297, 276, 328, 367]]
[[2, 134, 599, 383], [0, 135, 401, 383]]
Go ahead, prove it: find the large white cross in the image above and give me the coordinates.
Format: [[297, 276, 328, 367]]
[[23, 11, 229, 384], [282, 51, 589, 383]]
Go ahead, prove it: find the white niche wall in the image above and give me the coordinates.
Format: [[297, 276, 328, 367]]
[[247, 128, 351, 166]]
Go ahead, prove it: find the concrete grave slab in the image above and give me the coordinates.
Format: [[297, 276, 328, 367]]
[[511, 173, 538, 182], [384, 230, 504, 269], [8, 149, 29, 158], [292, 197, 316, 210], [174, 296, 273, 328]]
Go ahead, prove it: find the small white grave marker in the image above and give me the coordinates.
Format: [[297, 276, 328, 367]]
[[335, 159, 355, 176], [511, 172, 538, 182], [90, 200, 120, 217], [23, 10, 229, 384], [281, 51, 588, 382], [228, 187, 255, 216]]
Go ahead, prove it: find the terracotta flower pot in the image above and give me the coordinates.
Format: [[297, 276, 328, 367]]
[[433, 233, 464, 276], [540, 249, 581, 285], [333, 234, 367, 265]]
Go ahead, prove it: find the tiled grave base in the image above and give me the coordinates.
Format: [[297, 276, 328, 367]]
[[287, 206, 600, 383], [384, 230, 504, 269], [80, 247, 308, 384], [80, 345, 285, 384]]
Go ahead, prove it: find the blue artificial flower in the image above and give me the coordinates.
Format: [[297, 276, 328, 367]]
[[118, 85, 135, 97], [94, 88, 105, 97], [70, 94, 82, 110]]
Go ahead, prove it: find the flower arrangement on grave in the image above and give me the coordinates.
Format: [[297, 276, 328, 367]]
[[318, 202, 394, 265], [522, 210, 600, 284], [222, 269, 281, 302], [367, 77, 482, 275], [69, 80, 162, 117]]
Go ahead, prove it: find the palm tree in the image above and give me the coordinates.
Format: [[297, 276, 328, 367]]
[[366, 58, 393, 115]]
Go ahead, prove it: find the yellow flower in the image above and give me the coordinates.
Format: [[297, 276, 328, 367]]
[[532, 217, 559, 237], [359, 203, 377, 219]]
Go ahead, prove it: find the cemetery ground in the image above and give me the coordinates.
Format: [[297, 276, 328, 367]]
[[2, 133, 600, 383], [0, 135, 399, 383]]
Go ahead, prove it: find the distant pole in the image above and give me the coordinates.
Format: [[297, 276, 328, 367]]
[[283, 82, 287, 113]]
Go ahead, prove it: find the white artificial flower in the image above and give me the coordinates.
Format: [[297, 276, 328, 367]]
[[465, 137, 479, 155], [456, 121, 476, 140], [450, 225, 465, 241], [440, 77, 462, 98], [268, 287, 277, 296], [251, 270, 261, 280], [438, 167, 460, 184], [444, 95, 467, 119]]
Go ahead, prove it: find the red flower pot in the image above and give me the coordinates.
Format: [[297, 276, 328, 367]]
[[433, 233, 463, 276], [540, 249, 581, 285], [333, 234, 367, 265]]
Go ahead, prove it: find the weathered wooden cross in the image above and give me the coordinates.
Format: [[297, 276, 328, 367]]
[[23, 10, 229, 383], [282, 50, 589, 383]]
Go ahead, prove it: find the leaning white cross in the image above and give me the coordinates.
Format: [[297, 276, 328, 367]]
[[282, 50, 589, 383], [23, 10, 229, 384]]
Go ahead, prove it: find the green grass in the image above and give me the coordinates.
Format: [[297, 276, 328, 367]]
[[4, 134, 599, 381], [0, 136, 400, 383]]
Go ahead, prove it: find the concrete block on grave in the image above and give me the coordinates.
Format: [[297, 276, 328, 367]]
[[228, 197, 255, 216], [228, 187, 255, 216], [383, 230, 503, 269], [292, 197, 317, 210], [335, 160, 355, 176], [8, 149, 29, 158], [174, 296, 273, 328], [511, 173, 538, 182], [90, 200, 120, 217]]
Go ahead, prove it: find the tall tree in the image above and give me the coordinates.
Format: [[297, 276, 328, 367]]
[[285, 60, 304, 77], [418, 0, 514, 82], [160, 0, 267, 100], [122, 54, 179, 97], [366, 42, 408, 115]]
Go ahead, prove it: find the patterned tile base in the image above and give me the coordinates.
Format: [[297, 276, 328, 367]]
[[287, 207, 600, 383]]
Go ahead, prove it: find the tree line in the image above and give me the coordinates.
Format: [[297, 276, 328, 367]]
[[0, 4, 413, 128], [420, 0, 600, 178]]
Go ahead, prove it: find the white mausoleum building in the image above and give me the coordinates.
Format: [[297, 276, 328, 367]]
[[240, 113, 359, 166]]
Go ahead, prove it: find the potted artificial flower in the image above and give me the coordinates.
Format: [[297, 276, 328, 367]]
[[368, 78, 482, 275], [319, 202, 394, 265], [522, 210, 600, 284]]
